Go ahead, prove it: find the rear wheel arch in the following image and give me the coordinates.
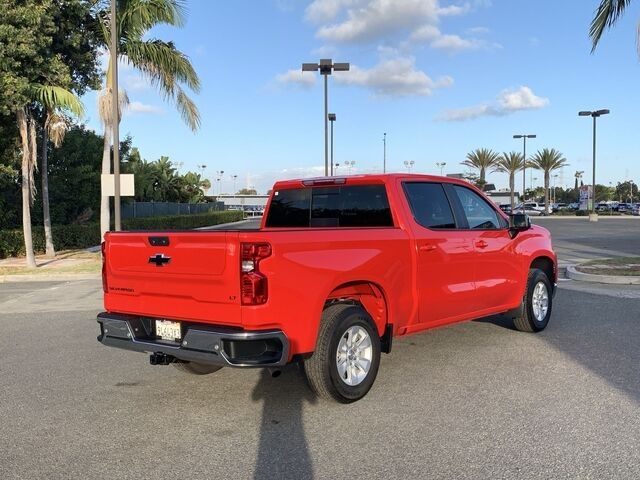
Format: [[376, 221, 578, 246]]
[[324, 281, 389, 337]]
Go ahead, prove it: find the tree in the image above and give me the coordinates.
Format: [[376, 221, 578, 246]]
[[40, 0, 101, 256], [615, 180, 638, 202], [237, 188, 258, 195], [529, 149, 569, 214], [461, 148, 500, 188], [96, 0, 201, 238], [590, 0, 638, 56], [495, 151, 525, 208]]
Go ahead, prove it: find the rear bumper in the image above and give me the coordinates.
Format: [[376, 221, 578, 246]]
[[96, 312, 289, 367]]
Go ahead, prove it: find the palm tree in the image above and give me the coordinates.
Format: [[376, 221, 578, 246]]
[[590, 0, 638, 56], [529, 148, 569, 214], [41, 109, 81, 257], [97, 0, 201, 238], [461, 148, 500, 188], [495, 151, 525, 208], [16, 86, 84, 268]]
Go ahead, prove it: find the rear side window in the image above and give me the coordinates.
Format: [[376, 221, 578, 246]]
[[265, 184, 393, 228], [403, 182, 456, 229]]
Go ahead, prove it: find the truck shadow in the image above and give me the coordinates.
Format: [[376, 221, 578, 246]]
[[475, 290, 640, 404], [251, 365, 317, 480]]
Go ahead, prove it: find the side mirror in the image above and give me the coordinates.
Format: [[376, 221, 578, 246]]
[[508, 213, 531, 237]]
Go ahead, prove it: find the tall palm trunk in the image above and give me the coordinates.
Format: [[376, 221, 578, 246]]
[[41, 115, 55, 257], [100, 126, 111, 239], [509, 172, 515, 209], [17, 109, 37, 268], [543, 172, 550, 214]]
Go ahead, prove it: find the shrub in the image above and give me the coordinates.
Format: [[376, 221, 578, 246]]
[[0, 210, 245, 259]]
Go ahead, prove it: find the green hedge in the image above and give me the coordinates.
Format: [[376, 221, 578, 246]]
[[0, 210, 245, 259]]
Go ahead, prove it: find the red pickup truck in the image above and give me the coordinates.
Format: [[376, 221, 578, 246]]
[[98, 174, 557, 403]]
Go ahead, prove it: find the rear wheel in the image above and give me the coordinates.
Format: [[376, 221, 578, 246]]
[[513, 268, 553, 332], [172, 362, 222, 375], [303, 303, 381, 403]]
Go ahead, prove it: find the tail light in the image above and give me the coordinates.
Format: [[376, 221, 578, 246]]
[[101, 241, 108, 293], [240, 243, 271, 305]]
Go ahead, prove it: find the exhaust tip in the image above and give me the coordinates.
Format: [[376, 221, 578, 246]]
[[268, 368, 282, 378]]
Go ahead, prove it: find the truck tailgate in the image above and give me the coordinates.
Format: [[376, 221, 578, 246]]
[[103, 231, 242, 325]]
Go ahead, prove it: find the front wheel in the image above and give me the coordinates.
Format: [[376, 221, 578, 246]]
[[304, 304, 381, 403], [513, 268, 553, 332]]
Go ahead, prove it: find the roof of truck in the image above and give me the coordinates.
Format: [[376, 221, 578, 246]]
[[272, 173, 474, 190]]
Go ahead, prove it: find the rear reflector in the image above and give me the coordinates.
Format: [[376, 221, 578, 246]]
[[101, 241, 107, 293]]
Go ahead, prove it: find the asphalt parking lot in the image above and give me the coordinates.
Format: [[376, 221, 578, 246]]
[[1, 218, 639, 479]]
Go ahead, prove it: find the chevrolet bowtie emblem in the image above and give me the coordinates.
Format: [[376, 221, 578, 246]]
[[149, 253, 171, 267]]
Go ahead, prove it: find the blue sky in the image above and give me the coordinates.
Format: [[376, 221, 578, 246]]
[[83, 0, 639, 194]]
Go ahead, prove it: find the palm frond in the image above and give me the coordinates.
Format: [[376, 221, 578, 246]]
[[98, 86, 130, 127], [589, 0, 633, 52], [124, 39, 200, 92], [46, 112, 71, 148], [32, 85, 85, 117], [119, 0, 187, 40], [175, 88, 200, 131]]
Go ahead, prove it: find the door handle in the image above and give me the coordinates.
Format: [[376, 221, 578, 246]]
[[475, 240, 488, 249], [419, 244, 437, 252]]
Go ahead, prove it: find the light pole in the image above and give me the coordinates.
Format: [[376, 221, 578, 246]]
[[216, 170, 225, 195], [630, 180, 635, 204], [110, 0, 121, 231], [328, 113, 336, 175], [344, 160, 356, 174], [436, 162, 446, 175], [552, 174, 559, 205], [334, 163, 340, 174], [231, 174, 238, 194], [404, 160, 415, 173], [513, 134, 536, 202], [579, 109, 610, 219], [302, 59, 350, 176], [383, 132, 387, 173]]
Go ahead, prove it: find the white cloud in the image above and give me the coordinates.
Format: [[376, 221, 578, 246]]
[[466, 26, 489, 35], [306, 0, 486, 46], [410, 24, 499, 52], [123, 75, 148, 91], [335, 56, 453, 97], [274, 69, 317, 88], [126, 101, 164, 115], [437, 86, 549, 121]]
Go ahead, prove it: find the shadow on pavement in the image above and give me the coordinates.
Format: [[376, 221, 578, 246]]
[[251, 365, 317, 480], [477, 290, 640, 404]]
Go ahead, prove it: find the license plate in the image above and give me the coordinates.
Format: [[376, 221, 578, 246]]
[[155, 320, 181, 341]]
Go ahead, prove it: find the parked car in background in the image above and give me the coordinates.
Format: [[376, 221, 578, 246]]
[[499, 204, 512, 214], [632, 204, 640, 216], [617, 203, 631, 214], [514, 202, 550, 215], [552, 203, 568, 212], [568, 202, 580, 211], [513, 205, 543, 216]]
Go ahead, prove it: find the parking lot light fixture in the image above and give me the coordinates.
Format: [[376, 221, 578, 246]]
[[301, 59, 350, 176], [513, 134, 536, 202], [328, 113, 336, 175], [436, 162, 446, 175], [578, 109, 610, 218]]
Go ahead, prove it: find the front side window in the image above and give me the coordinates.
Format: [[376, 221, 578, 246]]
[[453, 185, 503, 230], [403, 182, 456, 229]]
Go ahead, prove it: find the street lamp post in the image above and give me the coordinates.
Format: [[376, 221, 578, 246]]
[[216, 170, 225, 195], [436, 162, 446, 176], [344, 160, 356, 174], [328, 113, 336, 175], [579, 109, 610, 220], [110, 0, 121, 231], [334, 163, 340, 174], [513, 134, 536, 202], [404, 160, 415, 173], [231, 174, 238, 194], [383, 132, 387, 173], [302, 59, 350, 177]]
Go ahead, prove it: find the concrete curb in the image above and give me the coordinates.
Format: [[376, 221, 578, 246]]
[[566, 265, 640, 285], [0, 273, 100, 283]]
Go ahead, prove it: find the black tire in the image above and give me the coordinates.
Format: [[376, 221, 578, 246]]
[[172, 362, 222, 375], [513, 268, 553, 332], [303, 303, 381, 403]]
